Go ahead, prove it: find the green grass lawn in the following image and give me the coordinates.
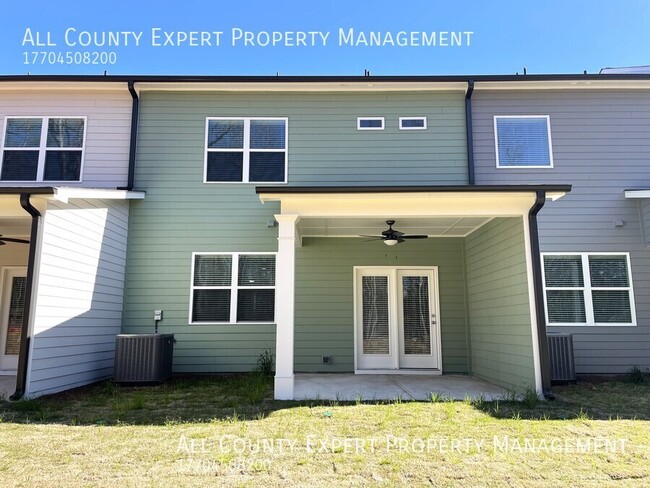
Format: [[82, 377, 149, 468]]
[[0, 375, 648, 487]]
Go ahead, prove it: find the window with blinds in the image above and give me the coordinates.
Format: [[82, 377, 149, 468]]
[[494, 115, 553, 168], [190, 253, 276, 324], [543, 253, 635, 326], [1, 117, 85, 182], [205, 117, 287, 183]]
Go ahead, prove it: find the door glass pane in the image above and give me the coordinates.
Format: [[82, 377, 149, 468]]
[[5, 277, 26, 355], [362, 276, 389, 354], [402, 276, 431, 355]]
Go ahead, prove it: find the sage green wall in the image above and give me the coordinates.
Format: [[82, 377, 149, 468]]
[[465, 218, 536, 391], [295, 237, 468, 373], [123, 90, 469, 373]]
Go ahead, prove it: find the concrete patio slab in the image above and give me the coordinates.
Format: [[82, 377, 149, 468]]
[[294, 374, 506, 401], [0, 375, 16, 399]]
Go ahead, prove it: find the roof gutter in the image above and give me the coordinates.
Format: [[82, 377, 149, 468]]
[[528, 190, 554, 400], [11, 194, 42, 400], [465, 80, 475, 185], [118, 80, 139, 191]]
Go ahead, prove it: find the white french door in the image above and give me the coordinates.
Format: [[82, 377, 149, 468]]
[[0, 268, 27, 372], [355, 267, 441, 371]]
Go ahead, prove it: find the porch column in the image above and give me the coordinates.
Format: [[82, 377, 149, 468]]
[[274, 214, 299, 400]]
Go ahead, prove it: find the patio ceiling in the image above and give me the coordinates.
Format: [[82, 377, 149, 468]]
[[297, 216, 494, 238]]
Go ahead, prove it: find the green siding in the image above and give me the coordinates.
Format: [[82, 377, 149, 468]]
[[295, 237, 468, 373], [123, 90, 468, 373], [465, 218, 536, 391]]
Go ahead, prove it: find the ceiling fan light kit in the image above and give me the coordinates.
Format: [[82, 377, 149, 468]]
[[360, 219, 428, 246]]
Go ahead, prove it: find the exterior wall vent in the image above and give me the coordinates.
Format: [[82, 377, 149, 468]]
[[547, 333, 576, 383], [113, 334, 174, 383]]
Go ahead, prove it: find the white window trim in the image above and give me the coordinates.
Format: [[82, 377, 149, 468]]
[[399, 116, 427, 130], [357, 117, 385, 131], [542, 252, 637, 326], [189, 251, 277, 325], [204, 117, 288, 184], [494, 115, 554, 169], [0, 115, 87, 183]]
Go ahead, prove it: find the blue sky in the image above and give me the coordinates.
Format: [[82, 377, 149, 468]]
[[3, 0, 649, 76]]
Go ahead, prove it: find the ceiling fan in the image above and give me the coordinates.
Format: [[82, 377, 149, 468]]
[[0, 235, 29, 246], [360, 220, 428, 246]]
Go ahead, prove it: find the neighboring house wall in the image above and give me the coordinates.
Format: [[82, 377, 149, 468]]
[[26, 198, 129, 397], [123, 91, 468, 371], [472, 89, 650, 374], [465, 218, 536, 391], [294, 237, 469, 373], [0, 89, 132, 188]]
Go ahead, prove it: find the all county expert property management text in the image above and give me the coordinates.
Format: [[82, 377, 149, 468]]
[[22, 27, 474, 48]]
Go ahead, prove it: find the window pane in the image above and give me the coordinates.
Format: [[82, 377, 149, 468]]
[[194, 255, 232, 286], [192, 289, 230, 322], [44, 151, 82, 181], [250, 120, 285, 149], [359, 119, 383, 129], [544, 255, 584, 287], [1, 151, 39, 180], [402, 276, 431, 355], [237, 289, 275, 321], [401, 118, 425, 128], [5, 276, 26, 355], [362, 276, 390, 354], [47, 118, 84, 148], [589, 255, 629, 287], [4, 118, 42, 147], [497, 117, 551, 166], [207, 120, 244, 149], [238, 255, 275, 286], [546, 290, 586, 323], [249, 152, 285, 182], [592, 290, 632, 323], [206, 152, 243, 181]]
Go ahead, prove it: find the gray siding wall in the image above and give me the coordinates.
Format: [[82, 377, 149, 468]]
[[26, 198, 129, 397], [642, 200, 650, 246], [473, 90, 650, 374], [123, 91, 468, 372], [465, 218, 536, 391], [0, 90, 132, 188], [295, 237, 468, 373]]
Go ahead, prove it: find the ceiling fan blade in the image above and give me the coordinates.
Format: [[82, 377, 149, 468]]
[[401, 235, 428, 239], [0, 237, 30, 244], [359, 235, 384, 239]]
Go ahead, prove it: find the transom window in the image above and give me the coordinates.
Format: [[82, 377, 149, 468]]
[[494, 115, 553, 168], [190, 253, 276, 324], [542, 253, 636, 326], [357, 117, 385, 130], [399, 117, 427, 130], [205, 117, 287, 183], [1, 116, 86, 182]]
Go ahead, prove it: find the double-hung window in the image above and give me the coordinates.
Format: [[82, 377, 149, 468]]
[[205, 117, 287, 183], [494, 115, 553, 168], [190, 253, 276, 324], [1, 116, 86, 181], [542, 253, 636, 326]]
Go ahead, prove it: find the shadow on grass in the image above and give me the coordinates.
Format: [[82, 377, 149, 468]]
[[1, 374, 648, 426]]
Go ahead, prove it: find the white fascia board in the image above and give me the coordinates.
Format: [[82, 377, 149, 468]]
[[0, 82, 127, 92], [624, 190, 650, 199], [259, 191, 539, 218], [52, 187, 145, 203], [475, 80, 650, 91]]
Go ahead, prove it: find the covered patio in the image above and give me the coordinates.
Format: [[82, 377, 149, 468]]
[[258, 185, 570, 401], [294, 373, 505, 401]]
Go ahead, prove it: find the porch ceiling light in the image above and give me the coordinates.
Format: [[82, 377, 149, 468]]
[[384, 238, 399, 246]]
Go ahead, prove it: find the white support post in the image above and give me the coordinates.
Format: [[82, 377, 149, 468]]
[[274, 214, 299, 400]]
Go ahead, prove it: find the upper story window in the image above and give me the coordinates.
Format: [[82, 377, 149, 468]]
[[399, 117, 427, 130], [205, 117, 287, 183], [542, 253, 636, 326], [190, 252, 276, 324], [494, 115, 553, 168], [1, 116, 86, 182], [357, 117, 385, 131]]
